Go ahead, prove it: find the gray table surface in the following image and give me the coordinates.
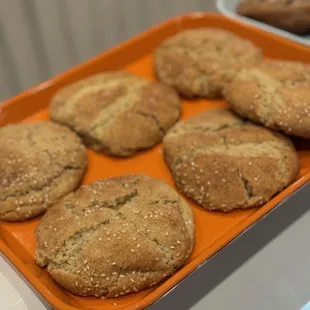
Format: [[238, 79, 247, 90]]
[[150, 182, 310, 310]]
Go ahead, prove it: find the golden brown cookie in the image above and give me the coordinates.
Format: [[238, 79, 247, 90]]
[[225, 60, 310, 138], [50, 71, 181, 157], [238, 0, 310, 34], [154, 28, 262, 98], [163, 108, 299, 212], [35, 174, 194, 298], [0, 121, 87, 221]]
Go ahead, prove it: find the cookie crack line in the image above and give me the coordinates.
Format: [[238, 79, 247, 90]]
[[150, 199, 178, 205], [116, 211, 171, 264], [134, 110, 165, 135], [88, 108, 121, 134], [251, 74, 278, 123], [46, 190, 139, 260], [219, 133, 228, 150], [157, 45, 211, 93], [162, 34, 236, 66], [88, 113, 118, 135], [48, 205, 170, 273], [172, 138, 282, 168], [161, 34, 246, 76], [41, 176, 187, 270], [116, 198, 187, 269], [43, 149, 54, 163], [0, 165, 83, 202], [237, 168, 254, 199], [232, 70, 285, 125], [64, 190, 138, 216], [62, 188, 175, 266], [100, 184, 171, 259], [169, 120, 244, 140], [49, 212, 169, 287], [91, 190, 138, 212], [86, 84, 147, 135], [183, 121, 244, 134], [47, 219, 111, 268]]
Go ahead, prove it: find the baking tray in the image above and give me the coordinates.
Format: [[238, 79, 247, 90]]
[[217, 0, 310, 46], [0, 13, 310, 310]]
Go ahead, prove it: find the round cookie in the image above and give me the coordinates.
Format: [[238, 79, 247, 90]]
[[0, 121, 87, 221], [225, 60, 310, 139], [238, 0, 310, 34], [50, 71, 181, 157], [163, 108, 299, 212], [35, 174, 195, 298], [154, 28, 263, 98]]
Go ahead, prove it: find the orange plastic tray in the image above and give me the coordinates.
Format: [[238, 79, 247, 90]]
[[1, 13, 310, 310]]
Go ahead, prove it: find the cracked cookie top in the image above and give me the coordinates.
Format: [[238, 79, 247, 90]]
[[163, 108, 299, 212], [50, 71, 181, 157], [0, 121, 87, 221], [35, 174, 194, 298], [154, 28, 263, 98], [225, 60, 310, 138]]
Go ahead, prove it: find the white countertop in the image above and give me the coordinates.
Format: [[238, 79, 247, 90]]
[[0, 255, 48, 310]]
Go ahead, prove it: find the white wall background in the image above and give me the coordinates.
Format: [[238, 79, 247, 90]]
[[0, 0, 217, 102]]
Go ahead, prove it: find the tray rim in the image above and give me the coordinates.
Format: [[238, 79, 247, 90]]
[[0, 12, 310, 310]]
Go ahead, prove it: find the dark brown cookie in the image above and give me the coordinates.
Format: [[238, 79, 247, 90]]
[[238, 0, 310, 34]]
